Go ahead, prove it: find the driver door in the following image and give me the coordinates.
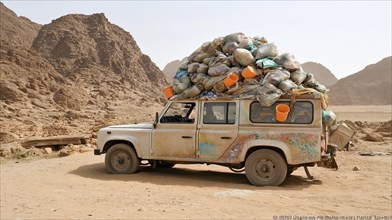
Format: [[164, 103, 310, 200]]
[[151, 101, 198, 159]]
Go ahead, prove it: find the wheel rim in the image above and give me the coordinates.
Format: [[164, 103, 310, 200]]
[[255, 158, 276, 179], [111, 150, 131, 171]]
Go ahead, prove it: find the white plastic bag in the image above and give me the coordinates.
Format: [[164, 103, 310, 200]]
[[261, 69, 290, 86], [254, 43, 278, 59], [233, 48, 255, 67]]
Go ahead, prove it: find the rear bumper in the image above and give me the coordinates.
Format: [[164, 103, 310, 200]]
[[94, 149, 101, 155]]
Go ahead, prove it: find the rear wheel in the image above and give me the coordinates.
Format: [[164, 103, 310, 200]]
[[245, 149, 287, 186], [105, 143, 140, 174]]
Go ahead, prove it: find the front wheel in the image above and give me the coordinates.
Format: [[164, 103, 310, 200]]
[[245, 149, 287, 186], [105, 143, 140, 174]]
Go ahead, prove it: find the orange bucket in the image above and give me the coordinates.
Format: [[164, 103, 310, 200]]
[[163, 86, 174, 99], [276, 104, 290, 122], [241, 66, 258, 78], [224, 73, 239, 88]]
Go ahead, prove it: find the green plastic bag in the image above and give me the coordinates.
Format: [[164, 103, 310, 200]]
[[256, 58, 279, 69]]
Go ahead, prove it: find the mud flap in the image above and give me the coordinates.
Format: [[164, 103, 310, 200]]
[[318, 144, 339, 170]]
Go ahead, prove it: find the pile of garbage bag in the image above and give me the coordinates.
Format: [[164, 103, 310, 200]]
[[165, 32, 329, 109]]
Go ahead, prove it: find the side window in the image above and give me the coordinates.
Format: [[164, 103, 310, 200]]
[[250, 101, 313, 124], [160, 102, 196, 123], [203, 102, 236, 124]]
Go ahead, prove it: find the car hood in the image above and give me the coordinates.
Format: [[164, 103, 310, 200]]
[[107, 122, 153, 129]]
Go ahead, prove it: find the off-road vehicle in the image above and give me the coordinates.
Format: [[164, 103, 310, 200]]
[[95, 93, 337, 186]]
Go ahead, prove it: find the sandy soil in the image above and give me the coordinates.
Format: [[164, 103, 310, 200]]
[[330, 105, 392, 122], [1, 106, 391, 219]]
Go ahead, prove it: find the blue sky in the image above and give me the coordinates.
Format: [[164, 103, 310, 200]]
[[3, 1, 391, 79]]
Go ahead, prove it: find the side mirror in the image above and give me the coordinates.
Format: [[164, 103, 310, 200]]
[[153, 112, 159, 128]]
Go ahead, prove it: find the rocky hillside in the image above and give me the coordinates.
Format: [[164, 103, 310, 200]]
[[162, 58, 187, 81], [0, 4, 167, 144], [302, 62, 338, 86], [328, 56, 392, 105], [0, 3, 41, 49], [32, 13, 166, 92]]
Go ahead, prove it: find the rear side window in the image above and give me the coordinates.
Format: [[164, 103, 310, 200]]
[[250, 101, 313, 124], [203, 102, 236, 124]]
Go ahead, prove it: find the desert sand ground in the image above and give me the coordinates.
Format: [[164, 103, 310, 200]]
[[1, 106, 391, 219]]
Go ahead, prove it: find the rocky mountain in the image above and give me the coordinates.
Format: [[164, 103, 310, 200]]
[[32, 13, 166, 93], [0, 4, 167, 144], [162, 58, 187, 81], [301, 62, 338, 86], [0, 3, 41, 49], [328, 56, 392, 105]]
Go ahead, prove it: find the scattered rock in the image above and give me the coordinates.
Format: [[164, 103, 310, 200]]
[[363, 133, 384, 142], [44, 147, 53, 154], [79, 147, 93, 153], [0, 145, 12, 157], [353, 166, 359, 171], [375, 120, 392, 133]]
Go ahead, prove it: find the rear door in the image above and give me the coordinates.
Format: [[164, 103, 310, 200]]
[[197, 100, 239, 160]]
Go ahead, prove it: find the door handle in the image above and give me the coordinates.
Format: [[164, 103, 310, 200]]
[[182, 136, 193, 139], [221, 136, 232, 139]]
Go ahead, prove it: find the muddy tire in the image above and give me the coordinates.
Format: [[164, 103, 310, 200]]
[[105, 143, 140, 174], [245, 149, 287, 186]]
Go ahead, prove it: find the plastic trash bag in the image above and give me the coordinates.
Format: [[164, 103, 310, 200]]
[[252, 36, 268, 48], [200, 91, 218, 100], [239, 37, 253, 48], [203, 74, 227, 91], [225, 56, 239, 67], [273, 53, 299, 71], [257, 92, 282, 107], [261, 69, 290, 86], [179, 61, 189, 70], [208, 51, 227, 67], [303, 72, 318, 87], [196, 64, 209, 74], [234, 48, 255, 67], [278, 79, 297, 93], [193, 52, 211, 63], [224, 32, 246, 44], [222, 42, 239, 55], [175, 70, 187, 79], [227, 82, 241, 94], [180, 84, 203, 99], [213, 81, 226, 93], [200, 41, 221, 55], [243, 78, 259, 85], [257, 83, 283, 107], [314, 83, 328, 93], [207, 64, 230, 76], [173, 73, 192, 94], [187, 63, 200, 73], [254, 43, 278, 59], [246, 44, 258, 53], [203, 57, 214, 65], [191, 73, 208, 84], [322, 110, 337, 126], [290, 68, 307, 84], [228, 67, 243, 75], [256, 58, 279, 69], [233, 84, 262, 96]]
